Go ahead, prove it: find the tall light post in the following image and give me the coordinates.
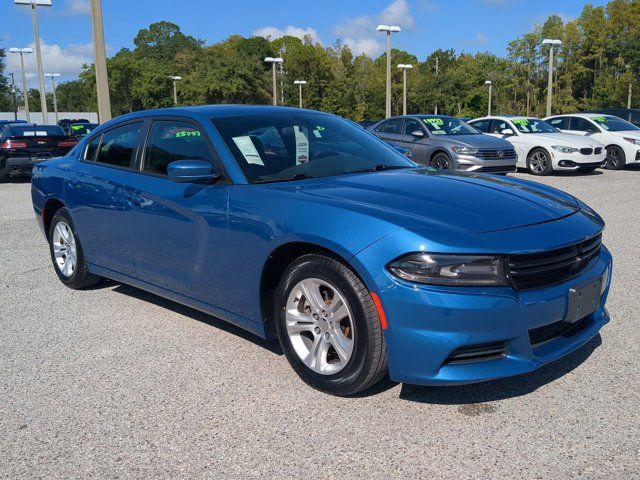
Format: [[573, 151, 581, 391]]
[[397, 64, 413, 115], [542, 38, 562, 117], [376, 24, 401, 118], [627, 65, 633, 109], [90, 0, 111, 123], [44, 73, 60, 123], [434, 56, 439, 114], [168, 76, 182, 106], [484, 80, 493, 116], [9, 73, 18, 121], [15, 0, 51, 124], [293, 80, 307, 108], [264, 57, 283, 105], [9, 47, 33, 122]]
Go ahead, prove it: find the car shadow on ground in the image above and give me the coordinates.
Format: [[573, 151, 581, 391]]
[[397, 334, 602, 405], [104, 280, 283, 355]]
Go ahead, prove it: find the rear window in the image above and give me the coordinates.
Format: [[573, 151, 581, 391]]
[[8, 125, 65, 137]]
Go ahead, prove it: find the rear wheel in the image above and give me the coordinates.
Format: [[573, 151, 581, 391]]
[[526, 148, 553, 176], [48, 208, 101, 289], [430, 152, 452, 170], [274, 254, 387, 396], [604, 145, 626, 170]]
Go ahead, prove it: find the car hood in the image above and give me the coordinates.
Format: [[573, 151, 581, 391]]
[[274, 169, 580, 233], [440, 134, 513, 149], [525, 132, 602, 147]]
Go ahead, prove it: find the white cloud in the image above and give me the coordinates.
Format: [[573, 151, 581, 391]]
[[334, 0, 414, 58], [476, 33, 488, 44], [6, 39, 94, 87], [65, 0, 90, 15], [252, 25, 321, 44], [378, 0, 415, 28]]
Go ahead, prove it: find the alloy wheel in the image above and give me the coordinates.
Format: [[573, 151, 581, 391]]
[[285, 278, 355, 375], [606, 147, 622, 168], [529, 151, 548, 173], [52, 221, 77, 278], [431, 155, 450, 170]]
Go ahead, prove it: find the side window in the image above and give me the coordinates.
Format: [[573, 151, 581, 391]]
[[84, 134, 101, 161], [143, 121, 213, 175], [470, 119, 490, 132], [548, 117, 569, 129], [490, 120, 510, 134], [630, 112, 640, 127], [571, 117, 598, 132], [377, 119, 403, 134], [96, 123, 141, 168], [403, 119, 423, 135]]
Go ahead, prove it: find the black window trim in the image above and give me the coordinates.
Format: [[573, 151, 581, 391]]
[[80, 119, 145, 171], [134, 115, 229, 184]]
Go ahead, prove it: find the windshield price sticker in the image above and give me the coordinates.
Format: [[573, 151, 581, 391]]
[[512, 118, 530, 126], [423, 118, 444, 126], [71, 125, 84, 131], [175, 130, 201, 138], [590, 115, 607, 123], [232, 135, 264, 166], [294, 126, 309, 164]]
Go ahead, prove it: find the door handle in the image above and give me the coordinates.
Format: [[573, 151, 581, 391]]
[[126, 194, 145, 206]]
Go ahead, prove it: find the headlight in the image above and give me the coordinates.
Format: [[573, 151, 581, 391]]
[[451, 146, 479, 156], [387, 253, 507, 286], [552, 145, 579, 153], [624, 137, 640, 146]]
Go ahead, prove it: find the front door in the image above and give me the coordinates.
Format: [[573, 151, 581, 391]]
[[124, 118, 229, 307], [397, 118, 431, 165]]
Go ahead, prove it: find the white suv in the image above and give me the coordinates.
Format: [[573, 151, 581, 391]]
[[545, 113, 640, 170]]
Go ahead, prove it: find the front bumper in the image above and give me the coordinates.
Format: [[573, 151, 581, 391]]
[[552, 150, 606, 170], [453, 154, 517, 174], [354, 226, 612, 386]]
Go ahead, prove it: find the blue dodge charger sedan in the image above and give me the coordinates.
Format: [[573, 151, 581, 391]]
[[31, 106, 612, 395]]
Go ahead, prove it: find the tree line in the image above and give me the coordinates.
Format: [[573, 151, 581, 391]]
[[0, 0, 638, 121]]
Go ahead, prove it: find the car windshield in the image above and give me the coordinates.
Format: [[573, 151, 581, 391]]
[[588, 115, 640, 132], [511, 118, 557, 134], [419, 117, 480, 135], [8, 125, 65, 137], [211, 112, 416, 183]]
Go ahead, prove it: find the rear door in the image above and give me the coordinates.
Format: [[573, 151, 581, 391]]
[[65, 121, 143, 276], [488, 119, 525, 165], [124, 117, 230, 307]]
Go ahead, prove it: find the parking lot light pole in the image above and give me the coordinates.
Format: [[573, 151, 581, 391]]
[[542, 38, 562, 117], [397, 64, 413, 115], [484, 80, 492, 116], [293, 80, 307, 108], [627, 65, 633, 109], [9, 47, 33, 123], [377, 25, 401, 118], [44, 73, 60, 124], [90, 0, 111, 123], [15, 0, 51, 124], [9, 73, 18, 121], [264, 57, 284, 105], [168, 76, 182, 106]]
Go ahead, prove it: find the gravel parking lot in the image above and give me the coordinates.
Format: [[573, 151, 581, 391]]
[[1, 169, 639, 479]]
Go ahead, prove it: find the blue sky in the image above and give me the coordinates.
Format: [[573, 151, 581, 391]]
[[1, 0, 608, 85]]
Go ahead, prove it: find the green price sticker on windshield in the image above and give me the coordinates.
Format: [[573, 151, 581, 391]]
[[512, 118, 530, 126], [423, 118, 444, 126], [590, 115, 606, 122], [71, 125, 84, 131]]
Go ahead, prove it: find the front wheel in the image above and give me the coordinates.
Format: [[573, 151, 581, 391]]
[[604, 145, 626, 170], [48, 208, 101, 289], [274, 254, 388, 396], [526, 148, 553, 175], [430, 152, 453, 170]]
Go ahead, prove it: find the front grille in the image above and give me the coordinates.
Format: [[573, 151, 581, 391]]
[[529, 316, 591, 346], [444, 341, 507, 365], [580, 147, 594, 155], [594, 147, 603, 155], [476, 165, 517, 173], [476, 148, 517, 160], [507, 234, 602, 291]]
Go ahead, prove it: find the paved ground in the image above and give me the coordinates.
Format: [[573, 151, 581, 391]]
[[1, 169, 639, 479]]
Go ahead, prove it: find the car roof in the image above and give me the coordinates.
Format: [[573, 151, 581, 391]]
[[547, 113, 617, 120], [113, 105, 329, 122]]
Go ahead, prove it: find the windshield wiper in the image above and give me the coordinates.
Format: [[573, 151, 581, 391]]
[[254, 172, 315, 184], [289, 172, 315, 180], [353, 164, 411, 174]]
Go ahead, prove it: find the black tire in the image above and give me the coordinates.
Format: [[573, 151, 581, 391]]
[[274, 254, 388, 396], [526, 147, 553, 176], [430, 152, 453, 170], [578, 167, 598, 173], [604, 145, 626, 170], [48, 208, 101, 289]]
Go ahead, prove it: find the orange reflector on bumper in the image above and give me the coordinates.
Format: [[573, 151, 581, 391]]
[[370, 292, 388, 330]]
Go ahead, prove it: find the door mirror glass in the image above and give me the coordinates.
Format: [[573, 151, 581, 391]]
[[167, 160, 218, 183], [501, 128, 515, 136], [409, 130, 425, 137]]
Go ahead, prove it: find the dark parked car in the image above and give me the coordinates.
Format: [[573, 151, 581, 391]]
[[0, 124, 78, 180], [58, 118, 90, 135], [0, 119, 28, 127], [31, 105, 612, 395], [587, 109, 640, 128]]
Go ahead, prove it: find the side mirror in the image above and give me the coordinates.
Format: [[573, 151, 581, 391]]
[[501, 128, 515, 136], [167, 160, 220, 183], [410, 130, 425, 138]]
